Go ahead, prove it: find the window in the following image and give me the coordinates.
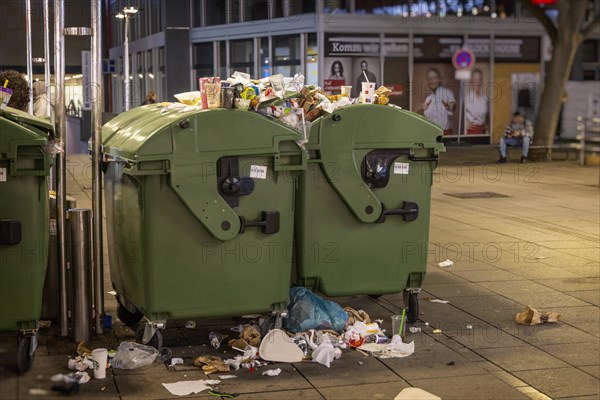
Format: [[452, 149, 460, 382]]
[[230, 39, 255, 77], [245, 0, 270, 21], [206, 0, 226, 26], [194, 42, 215, 81], [272, 35, 302, 76], [306, 33, 318, 85], [355, 0, 410, 15], [323, 0, 351, 13], [218, 41, 228, 79], [260, 37, 270, 78]]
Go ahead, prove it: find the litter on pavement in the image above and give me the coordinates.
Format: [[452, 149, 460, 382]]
[[515, 305, 561, 325]]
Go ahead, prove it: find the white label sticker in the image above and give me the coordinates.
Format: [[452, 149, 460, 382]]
[[0, 168, 6, 182], [50, 219, 57, 235], [393, 162, 410, 175], [249, 165, 268, 180]]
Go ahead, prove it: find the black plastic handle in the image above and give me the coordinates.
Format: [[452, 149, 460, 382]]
[[376, 202, 419, 223], [408, 155, 438, 162], [239, 211, 280, 234]]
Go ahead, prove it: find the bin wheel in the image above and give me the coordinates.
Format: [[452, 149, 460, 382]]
[[16, 335, 35, 374], [117, 303, 144, 327], [404, 291, 419, 324], [135, 324, 163, 350]]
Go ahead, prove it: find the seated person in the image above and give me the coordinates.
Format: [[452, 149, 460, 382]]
[[498, 112, 534, 163]]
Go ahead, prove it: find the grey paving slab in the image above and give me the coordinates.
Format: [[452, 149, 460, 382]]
[[421, 282, 496, 298], [407, 373, 529, 400], [415, 300, 486, 331], [566, 290, 600, 306], [476, 346, 569, 372], [317, 381, 410, 400], [378, 339, 488, 380], [513, 367, 600, 398], [533, 277, 600, 292], [503, 264, 583, 280], [559, 248, 600, 262], [115, 370, 214, 399], [508, 323, 599, 345], [234, 389, 325, 399], [292, 349, 398, 388], [444, 328, 528, 349], [501, 291, 591, 308], [538, 342, 600, 367], [477, 280, 559, 296], [444, 295, 523, 312], [579, 365, 600, 379], [449, 269, 524, 282], [571, 322, 600, 337]]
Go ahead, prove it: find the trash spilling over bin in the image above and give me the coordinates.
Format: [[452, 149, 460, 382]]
[[0, 106, 55, 373]]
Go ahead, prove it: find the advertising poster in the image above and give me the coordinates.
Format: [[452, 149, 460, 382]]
[[464, 63, 490, 135], [323, 34, 381, 96]]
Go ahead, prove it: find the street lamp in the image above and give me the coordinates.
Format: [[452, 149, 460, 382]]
[[116, 6, 138, 111]]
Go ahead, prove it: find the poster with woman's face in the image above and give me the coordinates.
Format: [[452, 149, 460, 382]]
[[413, 63, 460, 135], [464, 64, 490, 135], [323, 58, 352, 93], [323, 57, 380, 96]]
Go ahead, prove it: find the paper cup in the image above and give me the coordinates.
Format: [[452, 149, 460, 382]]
[[91, 348, 108, 379], [361, 82, 376, 104], [0, 87, 13, 111], [340, 86, 352, 98], [205, 82, 221, 109], [391, 314, 403, 337]]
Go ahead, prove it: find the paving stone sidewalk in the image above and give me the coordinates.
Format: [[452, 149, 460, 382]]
[[1, 146, 598, 399]]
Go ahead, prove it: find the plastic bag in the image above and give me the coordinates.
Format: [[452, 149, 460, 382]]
[[111, 341, 159, 370], [283, 287, 349, 334]]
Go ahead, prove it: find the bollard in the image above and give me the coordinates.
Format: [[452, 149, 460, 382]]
[[68, 208, 93, 343]]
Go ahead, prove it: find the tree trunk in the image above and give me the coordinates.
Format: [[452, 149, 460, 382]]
[[532, 34, 580, 146]]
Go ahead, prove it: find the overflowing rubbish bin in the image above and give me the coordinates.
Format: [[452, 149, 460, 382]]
[[295, 104, 444, 323], [0, 107, 54, 372], [102, 105, 306, 348]]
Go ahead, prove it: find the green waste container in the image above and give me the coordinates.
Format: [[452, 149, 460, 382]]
[[295, 104, 444, 323], [0, 107, 54, 372], [102, 105, 306, 347]]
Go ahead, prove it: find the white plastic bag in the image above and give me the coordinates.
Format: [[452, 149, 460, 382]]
[[111, 341, 159, 370]]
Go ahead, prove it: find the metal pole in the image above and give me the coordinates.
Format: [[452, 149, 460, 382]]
[[25, 0, 34, 114], [124, 15, 130, 111], [43, 0, 51, 117], [68, 209, 93, 343], [91, 0, 104, 335], [55, 0, 69, 337]]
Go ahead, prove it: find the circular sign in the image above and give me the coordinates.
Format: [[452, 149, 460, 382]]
[[452, 48, 476, 70]]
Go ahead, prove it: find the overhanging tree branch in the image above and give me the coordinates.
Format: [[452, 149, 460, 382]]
[[518, 0, 558, 45], [581, 14, 600, 39]]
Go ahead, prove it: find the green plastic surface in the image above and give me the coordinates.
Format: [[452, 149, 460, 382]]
[[0, 107, 52, 331], [295, 104, 444, 296], [102, 106, 306, 320]]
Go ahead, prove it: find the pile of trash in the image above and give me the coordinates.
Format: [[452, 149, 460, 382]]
[[162, 72, 395, 144]]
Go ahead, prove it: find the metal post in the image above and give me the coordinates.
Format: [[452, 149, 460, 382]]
[[25, 0, 34, 114], [91, 0, 104, 334], [54, 0, 69, 337], [124, 15, 130, 111], [68, 209, 93, 343], [43, 0, 51, 117]]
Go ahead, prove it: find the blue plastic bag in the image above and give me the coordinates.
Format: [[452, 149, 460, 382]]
[[284, 287, 348, 334]]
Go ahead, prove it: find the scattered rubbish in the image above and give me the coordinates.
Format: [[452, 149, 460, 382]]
[[432, 329, 442, 334], [394, 387, 441, 400], [229, 325, 261, 349], [218, 375, 238, 380], [241, 314, 262, 319], [28, 388, 49, 395], [162, 379, 219, 396], [38, 320, 51, 329], [438, 259, 454, 268], [225, 345, 266, 371], [107, 290, 117, 296], [185, 320, 196, 329], [259, 329, 304, 363], [466, 325, 473, 330], [515, 306, 560, 325], [262, 368, 282, 376], [345, 307, 371, 326], [111, 342, 160, 370], [357, 361, 364, 365], [91, 348, 108, 379], [311, 342, 341, 368], [409, 327, 422, 333], [67, 356, 93, 371], [391, 312, 405, 337], [76, 341, 92, 357], [194, 355, 231, 375], [208, 390, 239, 398], [51, 382, 80, 396], [230, 324, 244, 333], [425, 322, 430, 326], [169, 358, 184, 367], [429, 299, 450, 304], [51, 372, 90, 385], [446, 361, 455, 366], [209, 332, 227, 349], [284, 287, 348, 333], [374, 319, 384, 324], [358, 336, 415, 358], [534, 256, 548, 260]]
